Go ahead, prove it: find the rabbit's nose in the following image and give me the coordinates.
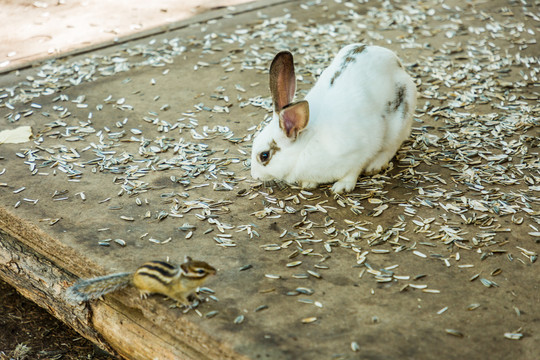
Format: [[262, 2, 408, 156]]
[[250, 167, 260, 179], [250, 167, 270, 182]]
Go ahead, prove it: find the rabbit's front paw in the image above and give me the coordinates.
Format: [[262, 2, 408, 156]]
[[300, 181, 319, 190], [364, 166, 386, 176], [331, 179, 357, 194], [365, 155, 394, 175]]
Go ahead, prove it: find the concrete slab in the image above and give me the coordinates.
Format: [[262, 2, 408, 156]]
[[1, 0, 254, 71], [0, 0, 538, 359]]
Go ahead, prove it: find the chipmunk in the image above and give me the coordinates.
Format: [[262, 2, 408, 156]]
[[66, 257, 216, 307]]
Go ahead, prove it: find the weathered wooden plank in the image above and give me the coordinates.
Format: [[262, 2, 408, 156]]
[[0, 226, 246, 360]]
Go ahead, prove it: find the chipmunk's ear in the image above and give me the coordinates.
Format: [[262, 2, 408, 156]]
[[184, 256, 192, 263]]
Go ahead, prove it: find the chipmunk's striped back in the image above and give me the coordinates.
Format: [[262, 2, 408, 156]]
[[134, 260, 182, 285]]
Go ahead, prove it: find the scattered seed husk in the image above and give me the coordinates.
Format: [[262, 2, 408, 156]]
[[445, 329, 464, 338], [301, 317, 318, 324]]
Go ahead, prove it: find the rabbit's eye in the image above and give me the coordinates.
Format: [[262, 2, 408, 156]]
[[259, 151, 270, 164]]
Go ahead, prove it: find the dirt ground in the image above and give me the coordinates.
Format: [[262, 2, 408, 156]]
[[0, 0, 538, 359], [0, 279, 115, 359]]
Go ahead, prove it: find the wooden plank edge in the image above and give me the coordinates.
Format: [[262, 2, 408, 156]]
[[0, 229, 248, 360], [0, 206, 102, 278]]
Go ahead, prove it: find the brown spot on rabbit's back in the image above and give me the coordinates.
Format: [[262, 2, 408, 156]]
[[386, 85, 407, 116], [330, 70, 342, 86], [350, 44, 366, 55], [330, 44, 366, 86]]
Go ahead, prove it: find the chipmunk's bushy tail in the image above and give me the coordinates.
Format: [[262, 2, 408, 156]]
[[66, 272, 132, 303]]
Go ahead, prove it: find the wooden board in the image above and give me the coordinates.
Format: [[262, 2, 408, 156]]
[[0, 0, 538, 359]]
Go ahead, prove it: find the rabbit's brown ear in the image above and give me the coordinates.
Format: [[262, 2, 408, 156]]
[[270, 51, 296, 111], [279, 100, 309, 139]]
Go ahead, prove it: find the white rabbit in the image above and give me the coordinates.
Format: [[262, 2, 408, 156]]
[[250, 44, 417, 193]]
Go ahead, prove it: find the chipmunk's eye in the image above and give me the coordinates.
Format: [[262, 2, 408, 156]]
[[196, 269, 205, 274], [259, 151, 270, 164]]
